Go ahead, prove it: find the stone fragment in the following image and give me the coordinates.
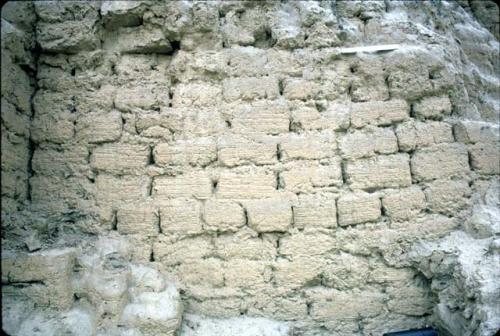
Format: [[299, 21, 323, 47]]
[[396, 120, 453, 151], [350, 100, 409, 128], [346, 154, 412, 190], [337, 192, 381, 226], [410, 143, 469, 181], [382, 186, 426, 221], [244, 198, 292, 232], [413, 95, 452, 119]]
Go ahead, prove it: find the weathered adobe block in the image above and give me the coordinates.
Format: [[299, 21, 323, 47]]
[[382, 186, 426, 221], [283, 79, 320, 101], [274, 257, 324, 290], [413, 95, 452, 119], [153, 236, 213, 266], [159, 198, 203, 234], [294, 193, 337, 229], [468, 143, 500, 175], [307, 287, 385, 321], [31, 112, 75, 144], [154, 138, 217, 167], [222, 76, 280, 102], [243, 198, 292, 232], [1, 99, 30, 137], [223, 260, 268, 289], [116, 202, 159, 236], [345, 154, 412, 190], [2, 249, 77, 310], [340, 126, 398, 160], [391, 214, 458, 239], [279, 130, 337, 161], [172, 83, 222, 107], [290, 102, 350, 131], [279, 231, 336, 258], [396, 120, 453, 152], [215, 229, 277, 261], [350, 99, 409, 128], [216, 170, 277, 199], [453, 120, 499, 144], [76, 110, 123, 144], [321, 253, 370, 290], [153, 171, 212, 200], [424, 179, 471, 215], [32, 145, 89, 177], [203, 200, 245, 232], [176, 258, 225, 288], [230, 100, 290, 135], [1, 133, 29, 172], [281, 161, 343, 193], [410, 143, 470, 181], [96, 175, 150, 205], [337, 192, 381, 226], [104, 27, 172, 54], [387, 285, 433, 316], [115, 84, 170, 112], [91, 144, 150, 174], [217, 135, 277, 167]]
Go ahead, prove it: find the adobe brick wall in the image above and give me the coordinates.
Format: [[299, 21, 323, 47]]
[[1, 1, 499, 335]]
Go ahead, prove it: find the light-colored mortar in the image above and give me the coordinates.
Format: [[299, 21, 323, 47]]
[[1, 1, 499, 335]]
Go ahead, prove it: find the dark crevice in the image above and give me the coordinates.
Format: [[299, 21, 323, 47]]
[[157, 211, 163, 234], [243, 208, 249, 226], [111, 210, 118, 231], [212, 179, 218, 193], [167, 40, 181, 56], [148, 146, 154, 165], [278, 78, 284, 96], [149, 249, 155, 262], [276, 144, 282, 161], [148, 177, 154, 197], [340, 160, 348, 185]]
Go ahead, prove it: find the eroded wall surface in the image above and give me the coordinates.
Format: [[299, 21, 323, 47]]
[[1, 1, 499, 335]]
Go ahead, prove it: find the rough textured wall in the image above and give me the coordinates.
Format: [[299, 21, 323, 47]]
[[1, 1, 499, 336]]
